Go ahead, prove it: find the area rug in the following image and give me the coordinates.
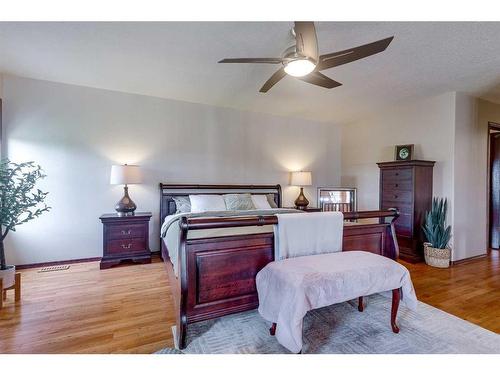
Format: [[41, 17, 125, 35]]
[[156, 294, 500, 354]]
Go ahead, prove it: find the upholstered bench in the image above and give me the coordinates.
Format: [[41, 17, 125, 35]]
[[256, 251, 418, 353]]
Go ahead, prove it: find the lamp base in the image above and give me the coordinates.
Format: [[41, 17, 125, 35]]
[[115, 185, 137, 216], [116, 211, 135, 217], [294, 187, 309, 210]]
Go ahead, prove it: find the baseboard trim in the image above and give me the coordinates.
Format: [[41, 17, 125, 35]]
[[16, 251, 162, 270], [451, 253, 487, 266], [16, 257, 102, 270]]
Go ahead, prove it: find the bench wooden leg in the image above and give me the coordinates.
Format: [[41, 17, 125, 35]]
[[391, 288, 400, 333], [270, 323, 302, 353], [358, 296, 364, 312], [270, 323, 277, 336], [0, 278, 3, 309]]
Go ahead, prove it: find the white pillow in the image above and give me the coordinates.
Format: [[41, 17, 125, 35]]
[[189, 195, 227, 213], [251, 194, 272, 209]]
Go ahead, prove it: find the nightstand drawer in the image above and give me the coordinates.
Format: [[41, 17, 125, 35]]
[[107, 223, 146, 240], [106, 238, 146, 254]]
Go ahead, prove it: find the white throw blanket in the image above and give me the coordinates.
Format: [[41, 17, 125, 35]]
[[256, 251, 418, 353], [274, 212, 343, 260]]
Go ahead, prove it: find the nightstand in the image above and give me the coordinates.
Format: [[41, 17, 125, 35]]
[[99, 212, 152, 269], [287, 207, 322, 212]]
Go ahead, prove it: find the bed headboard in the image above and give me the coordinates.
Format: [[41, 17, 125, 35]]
[[159, 183, 282, 227]]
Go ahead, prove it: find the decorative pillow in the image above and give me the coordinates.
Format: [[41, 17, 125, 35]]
[[267, 194, 278, 208], [172, 196, 191, 214], [223, 193, 256, 211], [189, 194, 227, 213], [251, 194, 272, 209]]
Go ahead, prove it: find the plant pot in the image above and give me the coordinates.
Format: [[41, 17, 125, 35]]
[[0, 265, 16, 289], [423, 242, 451, 268]]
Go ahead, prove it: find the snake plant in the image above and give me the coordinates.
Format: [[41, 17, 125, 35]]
[[422, 198, 451, 249]]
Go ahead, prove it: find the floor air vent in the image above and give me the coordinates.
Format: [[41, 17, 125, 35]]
[[38, 265, 70, 273]]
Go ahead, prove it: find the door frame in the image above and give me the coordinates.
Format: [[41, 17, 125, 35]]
[[487, 122, 500, 250]]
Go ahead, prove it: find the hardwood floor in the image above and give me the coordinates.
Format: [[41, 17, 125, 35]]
[[0, 258, 175, 354], [401, 250, 500, 333], [0, 252, 499, 353]]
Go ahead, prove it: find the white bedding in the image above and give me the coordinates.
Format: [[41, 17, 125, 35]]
[[274, 211, 343, 260], [256, 251, 418, 353], [189, 194, 226, 212], [161, 208, 302, 276]]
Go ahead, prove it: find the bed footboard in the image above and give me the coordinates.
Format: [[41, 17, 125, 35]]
[[168, 209, 399, 349]]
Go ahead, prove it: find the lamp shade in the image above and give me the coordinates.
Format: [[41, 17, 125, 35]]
[[110, 164, 143, 185], [290, 171, 312, 186]]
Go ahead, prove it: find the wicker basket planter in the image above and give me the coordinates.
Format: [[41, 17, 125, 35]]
[[423, 242, 451, 268]]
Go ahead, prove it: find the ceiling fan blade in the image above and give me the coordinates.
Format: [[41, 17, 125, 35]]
[[218, 58, 283, 64], [316, 36, 394, 71], [259, 68, 287, 93], [294, 22, 319, 61], [297, 72, 342, 89]]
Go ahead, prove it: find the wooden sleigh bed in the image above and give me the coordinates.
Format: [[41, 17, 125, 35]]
[[159, 183, 400, 349]]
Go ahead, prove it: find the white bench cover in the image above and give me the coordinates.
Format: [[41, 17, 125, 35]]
[[256, 251, 418, 353]]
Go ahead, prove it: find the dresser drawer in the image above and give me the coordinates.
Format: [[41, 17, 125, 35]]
[[381, 190, 413, 204], [381, 201, 412, 215], [394, 213, 412, 237], [106, 238, 147, 254], [382, 199, 413, 216], [382, 168, 412, 181], [107, 223, 146, 240], [382, 179, 413, 191]]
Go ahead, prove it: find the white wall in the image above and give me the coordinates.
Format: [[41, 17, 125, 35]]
[[2, 75, 341, 265], [341, 92, 456, 213], [341, 92, 500, 261], [341, 92, 459, 256], [449, 96, 500, 260], [1, 73, 3, 159], [452, 94, 484, 260]]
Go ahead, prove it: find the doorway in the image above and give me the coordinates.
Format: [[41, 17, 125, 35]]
[[489, 122, 500, 250]]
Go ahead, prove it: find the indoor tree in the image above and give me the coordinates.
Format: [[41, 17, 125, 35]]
[[0, 159, 51, 270]]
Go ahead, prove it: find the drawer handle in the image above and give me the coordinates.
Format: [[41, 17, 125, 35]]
[[395, 172, 399, 176], [121, 229, 132, 235], [395, 183, 398, 187], [394, 195, 398, 199], [121, 243, 132, 249]]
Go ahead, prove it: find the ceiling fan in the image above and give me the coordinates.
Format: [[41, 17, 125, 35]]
[[219, 22, 394, 93]]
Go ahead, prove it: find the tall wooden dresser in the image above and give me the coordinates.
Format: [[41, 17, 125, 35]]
[[377, 160, 435, 262]]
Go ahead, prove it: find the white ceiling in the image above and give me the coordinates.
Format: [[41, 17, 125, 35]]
[[0, 22, 499, 124]]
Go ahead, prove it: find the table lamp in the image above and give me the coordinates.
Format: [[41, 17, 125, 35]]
[[291, 171, 312, 210], [110, 164, 143, 216]]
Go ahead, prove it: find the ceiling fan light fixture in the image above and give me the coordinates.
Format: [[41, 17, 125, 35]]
[[284, 59, 316, 77]]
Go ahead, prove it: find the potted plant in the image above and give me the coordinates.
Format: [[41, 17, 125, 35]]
[[0, 159, 50, 290], [422, 197, 452, 268]]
